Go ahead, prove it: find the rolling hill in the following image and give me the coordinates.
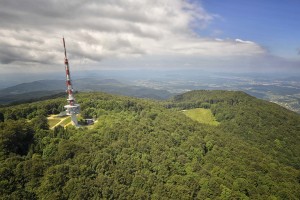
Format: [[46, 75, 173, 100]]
[[0, 79, 173, 104], [0, 90, 299, 199]]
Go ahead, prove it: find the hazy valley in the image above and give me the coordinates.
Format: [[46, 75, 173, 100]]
[[1, 70, 299, 114]]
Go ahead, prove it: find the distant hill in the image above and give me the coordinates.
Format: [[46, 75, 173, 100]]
[[0, 90, 299, 199], [0, 90, 64, 105], [0, 79, 173, 104], [0, 80, 65, 95], [280, 76, 300, 81]]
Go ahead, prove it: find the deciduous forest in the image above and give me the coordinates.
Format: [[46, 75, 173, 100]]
[[0, 91, 299, 199]]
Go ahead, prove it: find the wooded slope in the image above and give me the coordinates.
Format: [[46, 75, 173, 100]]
[[0, 91, 299, 199]]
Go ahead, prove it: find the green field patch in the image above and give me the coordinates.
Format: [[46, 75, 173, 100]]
[[48, 118, 61, 128], [182, 108, 220, 126], [60, 117, 71, 126], [48, 115, 71, 128]]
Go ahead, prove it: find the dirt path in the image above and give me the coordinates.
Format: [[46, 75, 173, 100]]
[[64, 122, 72, 128]]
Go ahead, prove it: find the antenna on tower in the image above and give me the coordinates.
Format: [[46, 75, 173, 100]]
[[62, 37, 80, 126]]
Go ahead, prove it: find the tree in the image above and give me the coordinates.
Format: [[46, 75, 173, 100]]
[[31, 115, 49, 131], [0, 120, 34, 156], [0, 112, 4, 122]]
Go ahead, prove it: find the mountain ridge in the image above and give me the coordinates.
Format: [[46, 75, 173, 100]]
[[0, 79, 173, 104]]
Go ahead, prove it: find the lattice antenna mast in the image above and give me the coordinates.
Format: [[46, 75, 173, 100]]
[[63, 37, 80, 126]]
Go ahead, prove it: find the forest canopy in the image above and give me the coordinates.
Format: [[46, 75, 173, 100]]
[[0, 90, 299, 199]]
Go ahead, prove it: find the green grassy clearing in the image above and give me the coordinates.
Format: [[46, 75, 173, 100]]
[[48, 118, 61, 128], [182, 108, 220, 126], [60, 117, 71, 126], [47, 115, 71, 128]]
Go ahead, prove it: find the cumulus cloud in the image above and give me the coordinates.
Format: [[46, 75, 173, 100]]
[[0, 0, 287, 74]]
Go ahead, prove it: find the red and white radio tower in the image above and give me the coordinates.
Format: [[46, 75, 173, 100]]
[[63, 37, 80, 126]]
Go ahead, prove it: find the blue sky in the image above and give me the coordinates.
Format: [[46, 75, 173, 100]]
[[200, 0, 300, 58]]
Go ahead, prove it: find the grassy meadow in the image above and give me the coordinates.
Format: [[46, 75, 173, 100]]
[[182, 108, 220, 126]]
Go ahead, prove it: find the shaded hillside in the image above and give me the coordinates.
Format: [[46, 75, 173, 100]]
[[0, 90, 64, 105], [0, 91, 299, 199]]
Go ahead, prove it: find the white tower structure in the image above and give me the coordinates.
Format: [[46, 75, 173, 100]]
[[62, 38, 80, 126]]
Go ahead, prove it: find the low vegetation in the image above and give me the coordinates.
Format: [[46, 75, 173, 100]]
[[47, 117, 62, 128], [182, 108, 220, 126]]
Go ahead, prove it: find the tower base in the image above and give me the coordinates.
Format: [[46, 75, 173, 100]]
[[71, 114, 78, 127]]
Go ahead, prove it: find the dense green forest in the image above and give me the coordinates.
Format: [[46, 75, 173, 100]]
[[0, 91, 299, 199]]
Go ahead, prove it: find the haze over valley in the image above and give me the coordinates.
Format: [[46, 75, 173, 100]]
[[1, 70, 300, 114]]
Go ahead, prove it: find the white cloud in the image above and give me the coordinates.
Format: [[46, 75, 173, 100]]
[[0, 0, 297, 75], [235, 39, 254, 44]]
